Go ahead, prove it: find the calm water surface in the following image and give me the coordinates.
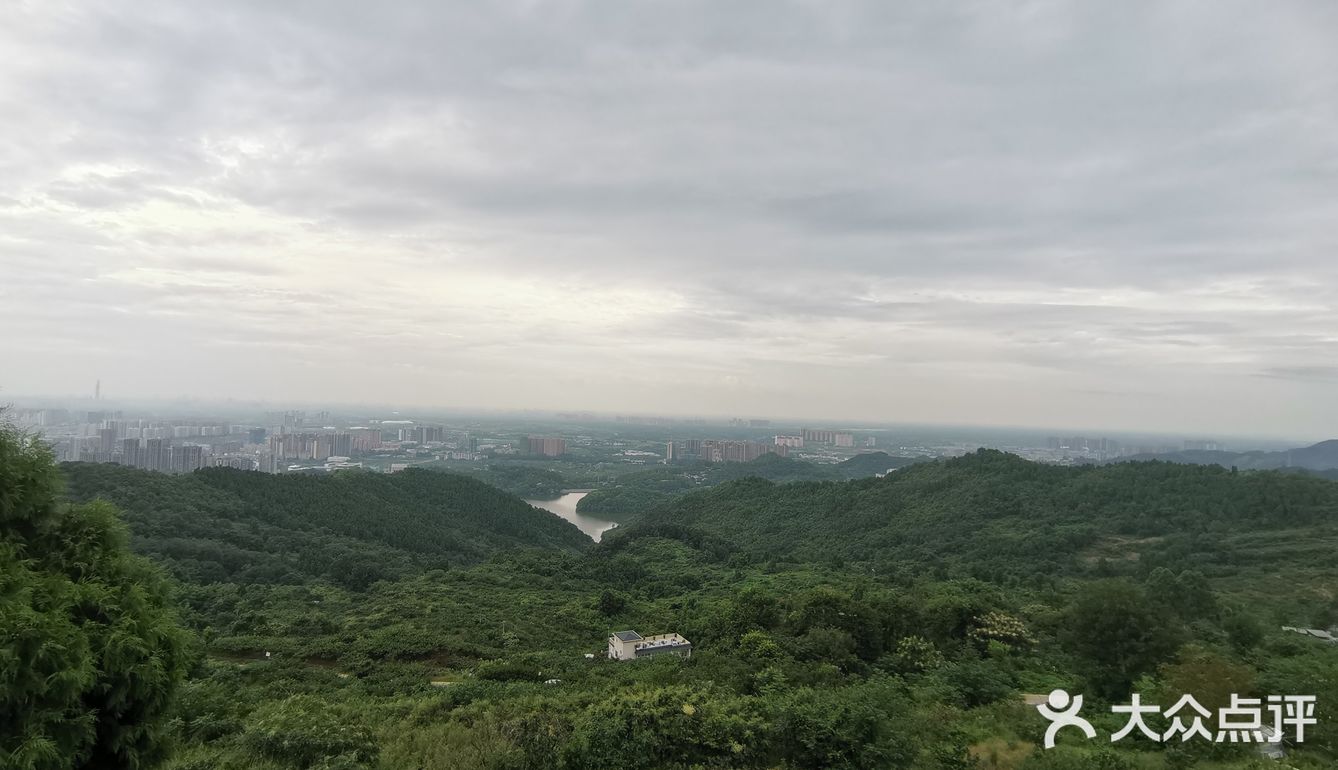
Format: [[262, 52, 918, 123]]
[[525, 491, 618, 542]]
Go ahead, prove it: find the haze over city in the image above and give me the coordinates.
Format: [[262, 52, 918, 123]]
[[3, 2, 1336, 438]]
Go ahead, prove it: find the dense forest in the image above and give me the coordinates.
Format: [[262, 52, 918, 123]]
[[60, 463, 592, 590], [6, 430, 1338, 769], [575, 451, 924, 520], [622, 451, 1338, 595], [439, 464, 569, 501]]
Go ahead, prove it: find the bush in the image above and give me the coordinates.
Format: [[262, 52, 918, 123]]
[[241, 695, 378, 768]]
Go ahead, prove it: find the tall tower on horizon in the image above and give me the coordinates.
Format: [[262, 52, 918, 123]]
[[95, 379, 100, 400]]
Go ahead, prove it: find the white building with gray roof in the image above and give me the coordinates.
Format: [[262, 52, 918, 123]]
[[607, 630, 692, 661]]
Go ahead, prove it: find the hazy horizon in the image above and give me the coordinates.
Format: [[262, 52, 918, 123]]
[[1, 390, 1321, 448], [4, 2, 1336, 438]]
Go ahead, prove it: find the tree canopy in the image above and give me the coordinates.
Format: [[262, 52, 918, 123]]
[[1, 425, 191, 770]]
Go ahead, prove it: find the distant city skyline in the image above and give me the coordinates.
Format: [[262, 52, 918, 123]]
[[12, 400, 1322, 483], [3, 3, 1335, 438], [0, 390, 1316, 448]]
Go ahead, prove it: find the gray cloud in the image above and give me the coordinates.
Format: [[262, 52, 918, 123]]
[[2, 0, 1336, 437]]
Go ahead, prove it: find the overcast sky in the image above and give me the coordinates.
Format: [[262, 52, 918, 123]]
[[2, 1, 1336, 438]]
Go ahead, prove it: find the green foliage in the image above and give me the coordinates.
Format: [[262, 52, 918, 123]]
[[1145, 567, 1219, 621], [1256, 641, 1338, 753], [561, 685, 764, 768], [889, 635, 945, 674], [1, 425, 192, 770], [15, 439, 1337, 769], [1020, 746, 1133, 769], [379, 719, 520, 769], [1061, 580, 1183, 699], [595, 589, 627, 616], [766, 678, 917, 768], [475, 660, 544, 683], [60, 462, 591, 590], [240, 694, 377, 768], [617, 450, 1338, 580], [575, 453, 923, 518], [466, 463, 568, 500], [1156, 646, 1255, 714], [934, 659, 1017, 708]]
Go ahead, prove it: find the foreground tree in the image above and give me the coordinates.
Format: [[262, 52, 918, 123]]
[[1, 425, 192, 769]]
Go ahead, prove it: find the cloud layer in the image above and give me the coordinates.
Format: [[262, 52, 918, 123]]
[[3, 1, 1336, 437]]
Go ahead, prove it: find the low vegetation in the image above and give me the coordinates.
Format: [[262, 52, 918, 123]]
[[5, 428, 1337, 768]]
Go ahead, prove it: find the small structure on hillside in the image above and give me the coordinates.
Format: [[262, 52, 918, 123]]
[[1281, 626, 1338, 643], [1257, 726, 1286, 760], [607, 630, 692, 661]]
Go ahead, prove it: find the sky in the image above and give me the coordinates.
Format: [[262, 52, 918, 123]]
[[2, 1, 1336, 439]]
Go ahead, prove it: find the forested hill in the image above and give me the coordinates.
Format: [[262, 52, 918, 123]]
[[835, 450, 923, 477], [576, 451, 926, 518], [617, 449, 1338, 580], [60, 463, 592, 590], [1114, 438, 1338, 471]]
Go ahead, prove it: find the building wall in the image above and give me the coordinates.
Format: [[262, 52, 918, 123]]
[[607, 636, 638, 660]]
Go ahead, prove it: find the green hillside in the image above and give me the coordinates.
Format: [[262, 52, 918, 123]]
[[621, 450, 1338, 590], [834, 450, 924, 477], [60, 462, 591, 590], [576, 451, 925, 520], [10, 445, 1338, 769]]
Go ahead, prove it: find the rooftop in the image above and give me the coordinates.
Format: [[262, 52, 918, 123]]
[[612, 630, 643, 642], [636, 638, 690, 651]]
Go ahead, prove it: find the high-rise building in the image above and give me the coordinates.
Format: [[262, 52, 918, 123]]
[[802, 428, 836, 444], [268, 433, 289, 460], [119, 437, 141, 467], [774, 435, 804, 448], [350, 427, 382, 452], [313, 434, 335, 461], [97, 427, 118, 457], [404, 425, 444, 444], [834, 432, 855, 448], [332, 433, 353, 457], [527, 436, 567, 457], [214, 456, 255, 471], [699, 439, 784, 463], [144, 438, 169, 472], [172, 444, 204, 473], [665, 441, 677, 462]]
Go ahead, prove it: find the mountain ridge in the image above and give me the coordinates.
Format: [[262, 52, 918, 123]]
[[1114, 438, 1338, 471]]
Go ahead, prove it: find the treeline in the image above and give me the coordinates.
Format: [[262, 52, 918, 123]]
[[442, 463, 568, 500], [60, 463, 591, 590], [576, 452, 924, 518], [617, 449, 1338, 582]]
